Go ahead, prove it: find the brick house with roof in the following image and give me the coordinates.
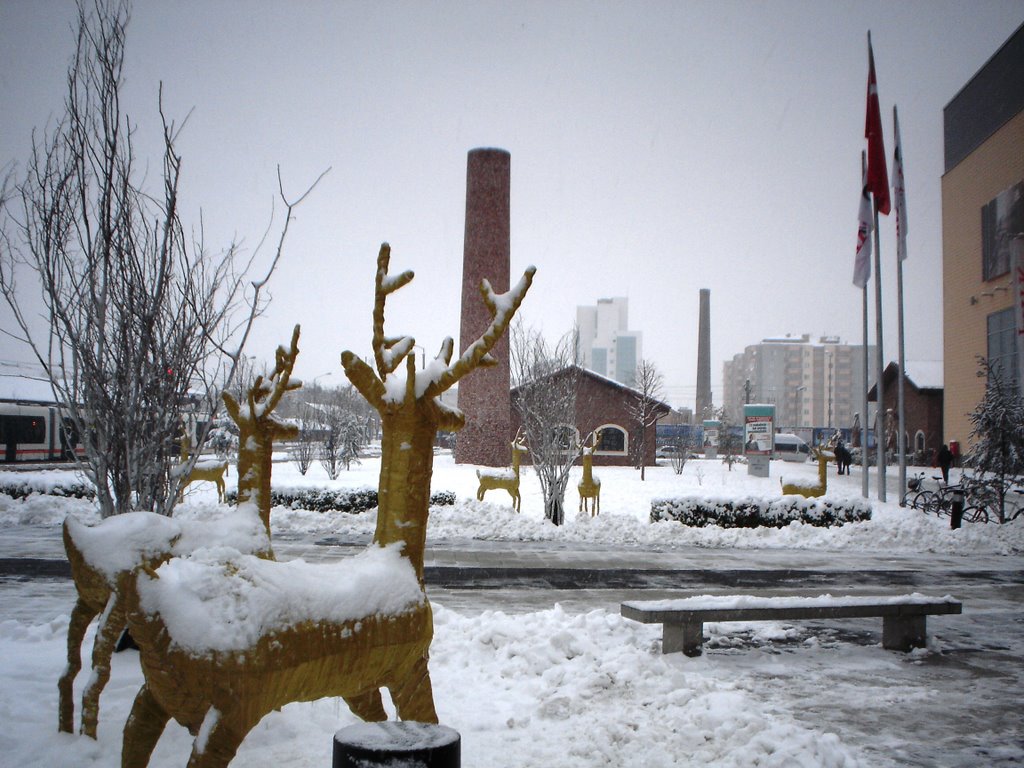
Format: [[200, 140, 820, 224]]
[[868, 361, 944, 461], [510, 365, 672, 466]]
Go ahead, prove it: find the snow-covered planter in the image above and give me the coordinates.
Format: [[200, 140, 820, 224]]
[[650, 494, 871, 528], [226, 485, 457, 513]]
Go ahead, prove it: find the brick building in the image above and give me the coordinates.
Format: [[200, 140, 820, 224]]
[[510, 366, 671, 466], [867, 362, 944, 461]]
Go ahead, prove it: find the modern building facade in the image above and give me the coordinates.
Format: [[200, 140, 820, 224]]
[[941, 23, 1024, 449], [575, 297, 642, 386], [722, 334, 878, 431]]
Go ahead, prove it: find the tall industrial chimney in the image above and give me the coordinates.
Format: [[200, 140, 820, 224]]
[[454, 148, 511, 466], [696, 288, 712, 421]]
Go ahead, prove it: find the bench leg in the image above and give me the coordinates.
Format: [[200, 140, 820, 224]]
[[883, 615, 927, 651], [663, 622, 703, 656]]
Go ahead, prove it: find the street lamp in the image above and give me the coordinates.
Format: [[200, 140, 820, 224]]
[[793, 385, 806, 430]]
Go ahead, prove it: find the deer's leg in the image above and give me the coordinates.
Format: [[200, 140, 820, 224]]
[[186, 708, 249, 768], [343, 689, 388, 722], [122, 684, 170, 768], [59, 597, 98, 733], [81, 592, 125, 738], [390, 654, 438, 724]]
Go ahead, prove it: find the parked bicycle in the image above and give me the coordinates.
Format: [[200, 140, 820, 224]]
[[908, 473, 1002, 523]]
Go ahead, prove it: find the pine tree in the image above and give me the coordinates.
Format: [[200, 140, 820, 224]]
[[966, 357, 1024, 523]]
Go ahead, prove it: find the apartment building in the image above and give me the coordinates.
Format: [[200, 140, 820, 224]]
[[723, 334, 877, 431], [576, 297, 642, 386]]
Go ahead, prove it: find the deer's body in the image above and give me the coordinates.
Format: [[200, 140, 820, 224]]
[[476, 434, 528, 511], [780, 447, 834, 498]]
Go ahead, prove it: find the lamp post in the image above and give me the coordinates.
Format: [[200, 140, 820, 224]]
[[793, 385, 806, 431]]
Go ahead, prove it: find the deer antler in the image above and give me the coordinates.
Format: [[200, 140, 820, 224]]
[[372, 243, 415, 379], [426, 266, 535, 398]]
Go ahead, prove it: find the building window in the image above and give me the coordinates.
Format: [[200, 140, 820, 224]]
[[987, 307, 1019, 392], [595, 424, 628, 455], [915, 430, 926, 454], [981, 180, 1024, 282]]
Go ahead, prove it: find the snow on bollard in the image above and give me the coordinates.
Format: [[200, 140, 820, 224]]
[[333, 722, 460, 768]]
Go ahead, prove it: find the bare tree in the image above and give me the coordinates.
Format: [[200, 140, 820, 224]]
[[510, 321, 587, 526], [317, 385, 369, 478], [0, 0, 323, 517], [288, 401, 320, 476], [628, 359, 665, 481]]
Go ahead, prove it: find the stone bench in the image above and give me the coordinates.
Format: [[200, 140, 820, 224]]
[[621, 593, 962, 656]]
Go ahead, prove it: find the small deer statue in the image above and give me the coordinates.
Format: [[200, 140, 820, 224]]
[[476, 429, 529, 511], [174, 431, 228, 504], [578, 430, 602, 516], [118, 244, 535, 768], [780, 445, 835, 498]]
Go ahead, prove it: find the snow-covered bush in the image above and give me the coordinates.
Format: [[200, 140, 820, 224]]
[[0, 474, 96, 501], [650, 494, 871, 528], [225, 486, 456, 513]]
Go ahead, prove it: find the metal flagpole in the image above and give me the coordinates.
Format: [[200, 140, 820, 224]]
[[860, 151, 870, 499], [873, 199, 886, 502], [862, 283, 870, 498], [894, 106, 908, 505]]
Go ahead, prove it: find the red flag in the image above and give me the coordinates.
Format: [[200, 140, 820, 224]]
[[865, 32, 890, 215]]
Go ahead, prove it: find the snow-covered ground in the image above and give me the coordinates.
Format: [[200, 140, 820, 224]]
[[0, 453, 1021, 767]]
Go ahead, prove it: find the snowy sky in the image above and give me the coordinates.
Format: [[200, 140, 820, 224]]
[[2, 1, 1022, 411]]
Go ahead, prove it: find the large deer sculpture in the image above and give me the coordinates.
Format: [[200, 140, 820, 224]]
[[55, 332, 301, 739], [476, 429, 529, 511], [118, 244, 534, 767]]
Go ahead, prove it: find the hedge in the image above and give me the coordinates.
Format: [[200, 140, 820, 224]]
[[0, 476, 96, 501], [225, 486, 457, 513], [651, 494, 871, 529]]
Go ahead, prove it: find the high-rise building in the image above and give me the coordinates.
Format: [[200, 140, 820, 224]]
[[722, 334, 878, 431], [941, 23, 1024, 449], [576, 297, 642, 385]]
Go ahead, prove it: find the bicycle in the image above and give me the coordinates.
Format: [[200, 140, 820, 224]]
[[902, 472, 935, 510]]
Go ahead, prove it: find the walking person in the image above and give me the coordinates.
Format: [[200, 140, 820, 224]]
[[936, 443, 953, 485]]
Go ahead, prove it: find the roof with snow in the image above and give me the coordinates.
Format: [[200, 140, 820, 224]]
[[0, 362, 60, 404]]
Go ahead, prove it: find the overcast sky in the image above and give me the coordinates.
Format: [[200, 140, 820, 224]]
[[2, 1, 1022, 410]]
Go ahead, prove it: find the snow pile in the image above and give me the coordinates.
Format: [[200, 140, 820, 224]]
[[136, 544, 423, 653]]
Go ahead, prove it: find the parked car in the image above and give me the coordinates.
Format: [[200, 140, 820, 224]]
[[772, 433, 810, 463], [656, 445, 685, 460]]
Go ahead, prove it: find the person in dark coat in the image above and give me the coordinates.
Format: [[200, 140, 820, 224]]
[[936, 443, 953, 484]]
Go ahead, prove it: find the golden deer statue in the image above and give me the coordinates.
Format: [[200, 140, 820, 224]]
[[780, 445, 835, 498], [476, 429, 528, 511], [118, 243, 535, 767], [174, 433, 228, 504], [55, 333, 301, 739], [578, 430, 602, 516], [222, 325, 302, 542]]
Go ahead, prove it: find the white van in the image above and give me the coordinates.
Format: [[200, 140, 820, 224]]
[[772, 433, 810, 462]]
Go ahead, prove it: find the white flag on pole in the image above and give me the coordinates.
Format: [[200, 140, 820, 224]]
[[893, 106, 908, 261], [854, 153, 873, 288]]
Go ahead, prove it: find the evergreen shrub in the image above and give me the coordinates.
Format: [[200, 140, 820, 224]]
[[225, 486, 456, 513], [651, 494, 871, 528]]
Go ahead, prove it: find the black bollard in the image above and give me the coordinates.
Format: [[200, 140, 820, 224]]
[[950, 488, 964, 530], [334, 722, 460, 768]]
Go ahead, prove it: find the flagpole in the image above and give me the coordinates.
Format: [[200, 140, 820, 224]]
[[862, 282, 870, 499], [858, 150, 870, 498], [873, 198, 886, 502], [894, 105, 908, 505]]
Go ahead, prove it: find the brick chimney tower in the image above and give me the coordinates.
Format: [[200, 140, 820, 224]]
[[454, 148, 511, 466], [695, 288, 712, 421]]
